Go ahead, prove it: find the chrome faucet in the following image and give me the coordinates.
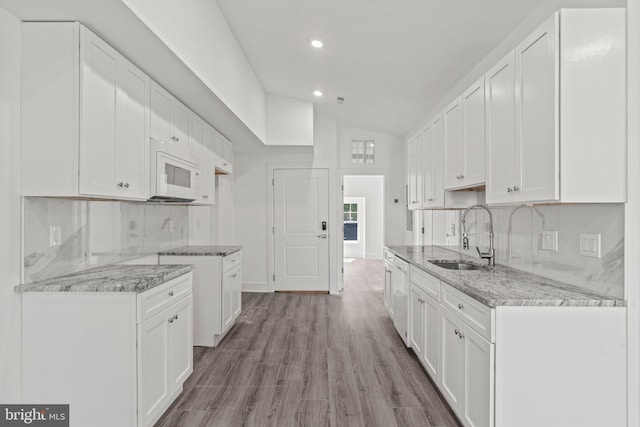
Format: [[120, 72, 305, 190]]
[[461, 204, 495, 266]]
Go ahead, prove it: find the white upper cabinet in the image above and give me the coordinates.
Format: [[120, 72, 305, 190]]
[[443, 98, 463, 189], [422, 114, 445, 208], [487, 9, 626, 204], [485, 52, 517, 204], [190, 114, 216, 206], [150, 81, 190, 150], [22, 23, 149, 201], [408, 133, 423, 209], [444, 78, 486, 191], [461, 78, 486, 187]]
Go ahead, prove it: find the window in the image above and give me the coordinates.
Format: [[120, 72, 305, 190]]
[[344, 203, 358, 241], [351, 140, 375, 164]]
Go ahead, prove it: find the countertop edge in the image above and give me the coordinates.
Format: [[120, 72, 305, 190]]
[[385, 245, 625, 309]]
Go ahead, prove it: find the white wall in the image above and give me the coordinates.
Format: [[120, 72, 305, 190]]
[[122, 0, 267, 142], [344, 176, 384, 259], [0, 6, 22, 402], [234, 116, 339, 293], [338, 126, 405, 246], [627, 0, 640, 423], [266, 94, 314, 146]]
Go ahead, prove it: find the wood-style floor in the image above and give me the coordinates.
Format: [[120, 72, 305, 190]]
[[156, 258, 460, 427]]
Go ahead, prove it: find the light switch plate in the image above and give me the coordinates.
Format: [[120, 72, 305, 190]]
[[580, 233, 601, 258], [541, 230, 558, 252]]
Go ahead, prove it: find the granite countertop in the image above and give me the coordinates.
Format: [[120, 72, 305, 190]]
[[386, 245, 625, 308], [15, 264, 194, 293], [158, 245, 242, 257]]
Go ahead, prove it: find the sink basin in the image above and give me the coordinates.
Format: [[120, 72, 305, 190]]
[[429, 260, 484, 271]]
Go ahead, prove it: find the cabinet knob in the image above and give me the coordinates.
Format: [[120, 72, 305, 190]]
[[124, 183, 129, 188], [513, 185, 520, 191], [454, 329, 459, 336], [428, 198, 433, 202], [174, 314, 179, 321], [232, 274, 238, 278], [460, 174, 464, 179], [458, 303, 464, 310], [168, 317, 174, 323], [459, 332, 465, 339], [169, 291, 174, 297], [223, 162, 228, 167], [203, 195, 208, 199], [117, 182, 124, 188], [507, 187, 513, 193]]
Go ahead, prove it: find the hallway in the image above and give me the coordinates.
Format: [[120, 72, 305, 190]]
[[156, 259, 459, 427]]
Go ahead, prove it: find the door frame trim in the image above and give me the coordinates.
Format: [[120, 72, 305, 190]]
[[267, 165, 332, 293]]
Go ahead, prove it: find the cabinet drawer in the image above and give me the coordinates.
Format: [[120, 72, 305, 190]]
[[137, 273, 192, 323], [410, 266, 440, 301], [393, 256, 408, 273], [223, 251, 241, 272], [442, 283, 494, 342]]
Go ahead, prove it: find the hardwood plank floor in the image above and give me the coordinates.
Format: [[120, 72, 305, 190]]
[[156, 259, 461, 427]]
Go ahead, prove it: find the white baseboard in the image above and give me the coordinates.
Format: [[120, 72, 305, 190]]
[[365, 253, 383, 260], [242, 282, 271, 293]]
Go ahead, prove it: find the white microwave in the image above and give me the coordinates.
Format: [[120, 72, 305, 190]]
[[149, 141, 200, 202]]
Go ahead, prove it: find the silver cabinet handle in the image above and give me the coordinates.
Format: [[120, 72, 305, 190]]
[[174, 314, 179, 321], [458, 303, 464, 310], [168, 317, 174, 324], [169, 291, 174, 297], [232, 274, 238, 278], [507, 187, 513, 193], [124, 183, 129, 188], [203, 195, 209, 199], [459, 332, 465, 339], [454, 329, 459, 336], [317, 234, 327, 239], [117, 182, 124, 188], [428, 198, 434, 202], [513, 185, 519, 191]]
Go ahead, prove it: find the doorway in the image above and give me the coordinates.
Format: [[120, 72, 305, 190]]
[[273, 168, 330, 292], [343, 175, 384, 262]]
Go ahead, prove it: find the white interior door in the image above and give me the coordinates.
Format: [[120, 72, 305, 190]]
[[274, 169, 329, 291]]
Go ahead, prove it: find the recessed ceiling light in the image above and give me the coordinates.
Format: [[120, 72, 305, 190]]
[[313, 90, 323, 97], [311, 39, 324, 48]]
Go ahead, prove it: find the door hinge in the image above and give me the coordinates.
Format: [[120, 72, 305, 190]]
[[341, 185, 344, 191], [273, 274, 275, 281], [422, 227, 425, 234], [272, 178, 274, 186], [341, 267, 344, 274], [272, 226, 275, 234]]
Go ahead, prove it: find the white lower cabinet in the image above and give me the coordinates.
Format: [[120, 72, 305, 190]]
[[21, 273, 193, 427], [403, 262, 627, 427], [159, 251, 242, 346]]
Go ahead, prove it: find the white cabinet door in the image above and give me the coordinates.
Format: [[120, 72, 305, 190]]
[[150, 81, 173, 144], [443, 98, 463, 189], [409, 284, 425, 359], [440, 308, 463, 414], [384, 265, 393, 313], [172, 100, 191, 149], [222, 268, 235, 332], [231, 267, 242, 319], [424, 294, 440, 381], [461, 78, 486, 187], [79, 28, 118, 197], [431, 115, 445, 208], [138, 308, 170, 427], [462, 324, 494, 427], [117, 61, 149, 200], [407, 134, 422, 209], [486, 51, 517, 204], [515, 13, 559, 203], [421, 123, 434, 208], [168, 296, 193, 394]]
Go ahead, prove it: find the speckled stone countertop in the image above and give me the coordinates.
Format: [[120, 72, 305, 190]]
[[14, 264, 193, 293], [158, 245, 242, 257], [386, 245, 625, 308]]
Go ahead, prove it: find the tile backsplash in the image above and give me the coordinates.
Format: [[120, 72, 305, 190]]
[[23, 198, 188, 283], [431, 203, 624, 298]]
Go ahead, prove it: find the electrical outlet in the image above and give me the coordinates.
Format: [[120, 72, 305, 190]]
[[541, 230, 558, 252], [49, 225, 62, 247], [580, 233, 601, 258]]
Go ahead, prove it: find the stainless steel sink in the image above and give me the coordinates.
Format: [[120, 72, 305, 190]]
[[429, 260, 484, 271]]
